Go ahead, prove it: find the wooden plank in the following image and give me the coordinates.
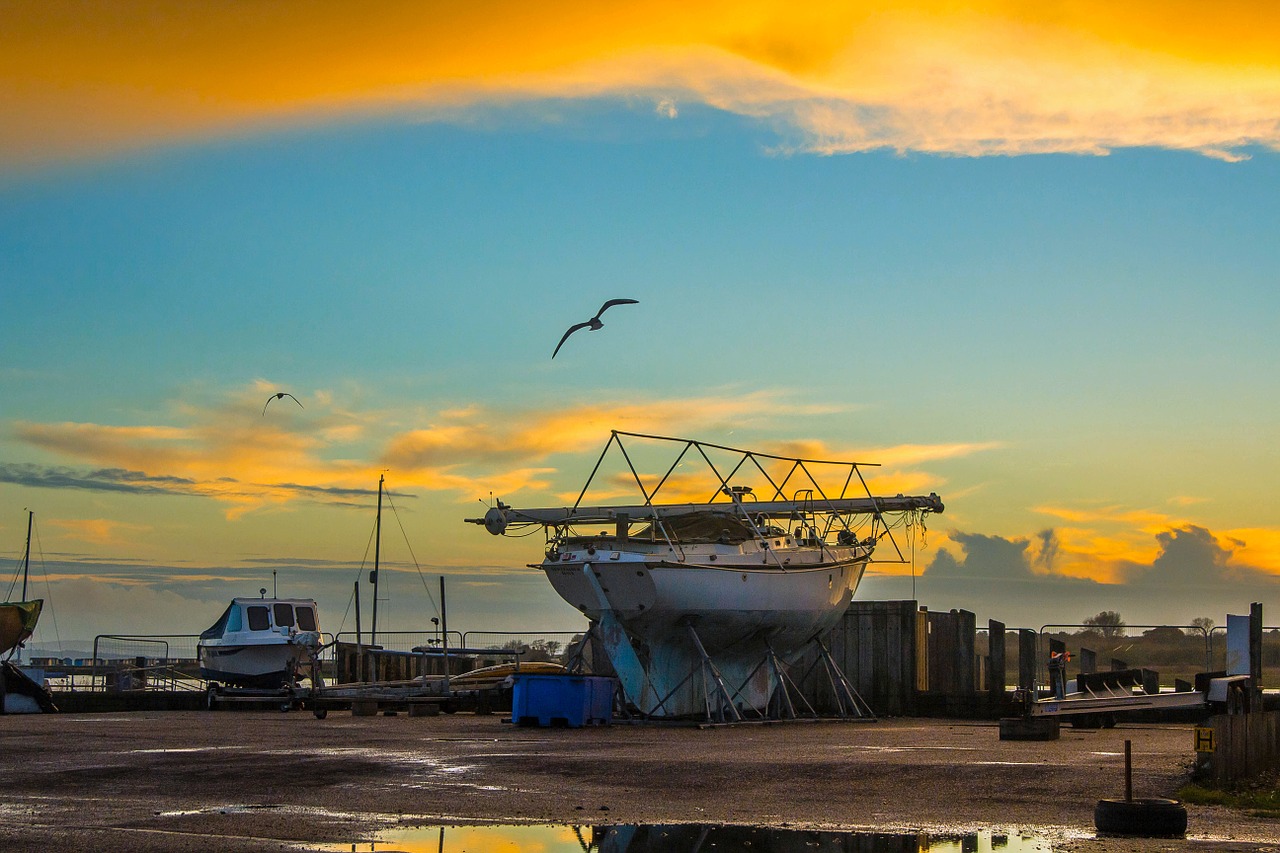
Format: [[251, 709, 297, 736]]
[[1018, 630, 1036, 692], [988, 620, 1006, 697]]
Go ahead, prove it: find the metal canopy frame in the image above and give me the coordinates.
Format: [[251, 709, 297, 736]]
[[470, 431, 943, 563]]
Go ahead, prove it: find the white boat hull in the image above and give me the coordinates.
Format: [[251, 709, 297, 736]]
[[198, 639, 311, 689], [543, 550, 867, 717]]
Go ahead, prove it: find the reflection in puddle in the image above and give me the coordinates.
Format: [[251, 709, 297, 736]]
[[309, 825, 1050, 852]]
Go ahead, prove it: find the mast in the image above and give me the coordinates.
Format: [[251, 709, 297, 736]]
[[22, 510, 32, 601], [469, 493, 944, 533], [371, 474, 384, 646]]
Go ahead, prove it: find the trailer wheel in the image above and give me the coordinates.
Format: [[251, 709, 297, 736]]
[[1094, 798, 1187, 837], [205, 685, 218, 711]]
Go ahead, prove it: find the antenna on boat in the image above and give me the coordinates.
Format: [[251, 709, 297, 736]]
[[272, 570, 277, 598]]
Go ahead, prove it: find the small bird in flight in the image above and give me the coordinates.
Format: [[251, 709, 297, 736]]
[[263, 392, 304, 416], [552, 298, 639, 358]]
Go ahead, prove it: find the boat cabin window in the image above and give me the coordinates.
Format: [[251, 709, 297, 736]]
[[295, 605, 317, 632], [227, 605, 243, 632], [247, 605, 271, 631], [273, 602, 295, 628]]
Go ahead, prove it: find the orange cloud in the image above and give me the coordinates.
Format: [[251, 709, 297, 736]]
[[46, 517, 151, 547], [4, 2, 1279, 168], [1031, 504, 1280, 583], [1, 386, 875, 515], [380, 389, 830, 471], [1224, 527, 1280, 575]]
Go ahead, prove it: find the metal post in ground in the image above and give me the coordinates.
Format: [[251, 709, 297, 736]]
[[1125, 739, 1133, 802]]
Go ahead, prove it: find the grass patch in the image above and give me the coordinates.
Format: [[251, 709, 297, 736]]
[[1179, 771, 1280, 818]]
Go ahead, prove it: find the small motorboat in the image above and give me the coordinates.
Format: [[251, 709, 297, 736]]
[[198, 595, 323, 689]]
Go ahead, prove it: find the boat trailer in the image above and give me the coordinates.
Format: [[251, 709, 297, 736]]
[[204, 646, 529, 718], [1013, 670, 1252, 725]]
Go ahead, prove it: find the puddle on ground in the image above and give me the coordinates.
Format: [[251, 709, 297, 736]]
[[303, 824, 1051, 852]]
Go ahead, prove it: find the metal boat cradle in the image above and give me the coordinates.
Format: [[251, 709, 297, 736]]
[[469, 431, 944, 722]]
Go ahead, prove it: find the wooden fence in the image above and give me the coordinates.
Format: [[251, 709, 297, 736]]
[[814, 602, 1003, 717], [1199, 710, 1280, 783]]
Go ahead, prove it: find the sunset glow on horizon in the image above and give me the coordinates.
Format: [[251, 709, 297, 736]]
[[3, 3, 1278, 641]]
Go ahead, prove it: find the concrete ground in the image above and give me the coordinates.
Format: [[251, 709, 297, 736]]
[[0, 710, 1275, 852]]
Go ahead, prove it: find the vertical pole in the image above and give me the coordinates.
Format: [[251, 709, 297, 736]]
[[1250, 602, 1263, 708], [22, 510, 33, 600], [371, 474, 384, 646], [354, 581, 363, 683], [440, 576, 450, 696], [1124, 739, 1132, 802]]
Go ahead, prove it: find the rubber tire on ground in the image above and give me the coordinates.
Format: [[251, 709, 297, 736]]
[[1094, 798, 1187, 838], [205, 685, 218, 711], [313, 708, 328, 720]]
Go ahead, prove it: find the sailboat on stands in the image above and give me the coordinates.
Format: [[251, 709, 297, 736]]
[[2, 511, 57, 713], [2, 511, 43, 661], [467, 431, 944, 721]]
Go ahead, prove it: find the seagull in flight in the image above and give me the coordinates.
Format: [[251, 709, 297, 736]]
[[263, 392, 304, 416], [552, 298, 639, 358]]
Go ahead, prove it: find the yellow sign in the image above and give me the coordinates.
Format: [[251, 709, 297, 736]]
[[1194, 727, 1215, 753]]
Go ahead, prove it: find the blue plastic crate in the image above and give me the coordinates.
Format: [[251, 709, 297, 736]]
[[510, 674, 615, 727]]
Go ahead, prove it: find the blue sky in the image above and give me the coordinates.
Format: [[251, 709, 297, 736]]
[[3, 5, 1280, 646]]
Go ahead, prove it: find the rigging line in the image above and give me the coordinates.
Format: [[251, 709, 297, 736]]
[[34, 520, 61, 650], [382, 490, 440, 619], [341, 519, 378, 635], [355, 521, 377, 579], [334, 580, 357, 637], [4, 540, 23, 600]]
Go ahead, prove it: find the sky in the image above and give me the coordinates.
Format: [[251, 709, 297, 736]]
[[2, 2, 1279, 648]]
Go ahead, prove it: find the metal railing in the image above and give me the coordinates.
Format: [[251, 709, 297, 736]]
[[1027, 624, 1269, 693], [51, 633, 339, 692], [331, 629, 587, 660], [41, 628, 589, 692]]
